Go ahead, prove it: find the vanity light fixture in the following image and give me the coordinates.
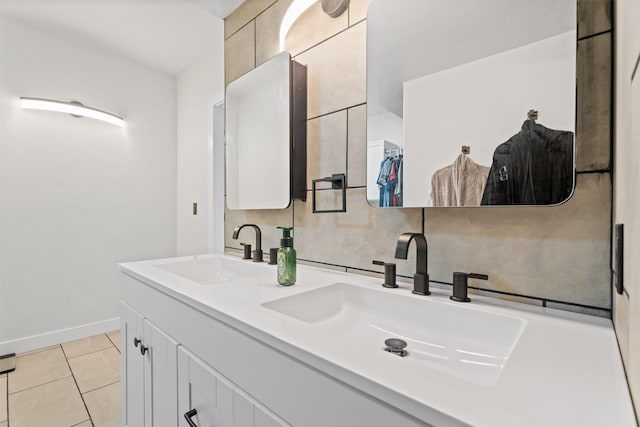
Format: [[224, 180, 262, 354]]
[[19, 97, 124, 127], [279, 0, 350, 50]]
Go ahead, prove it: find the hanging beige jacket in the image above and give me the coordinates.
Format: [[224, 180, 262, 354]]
[[431, 153, 490, 207]]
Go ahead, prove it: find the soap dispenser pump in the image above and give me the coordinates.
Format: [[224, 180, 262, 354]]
[[276, 226, 296, 286]]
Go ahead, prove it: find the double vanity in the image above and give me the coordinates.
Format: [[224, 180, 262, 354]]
[[119, 254, 636, 427]]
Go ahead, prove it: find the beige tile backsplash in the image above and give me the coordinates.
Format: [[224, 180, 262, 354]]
[[225, 199, 294, 252], [426, 173, 611, 307], [286, 2, 349, 56], [224, 0, 613, 310], [294, 21, 366, 118], [348, 0, 372, 25], [255, 0, 293, 66], [225, 0, 277, 39], [576, 33, 612, 172], [307, 110, 348, 188], [577, 0, 612, 39], [347, 104, 367, 187], [225, 21, 256, 85], [294, 188, 422, 277]]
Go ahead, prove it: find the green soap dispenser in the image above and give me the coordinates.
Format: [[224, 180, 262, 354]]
[[276, 226, 296, 286]]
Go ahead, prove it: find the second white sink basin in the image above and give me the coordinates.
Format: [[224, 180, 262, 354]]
[[262, 283, 527, 385], [155, 256, 270, 285]]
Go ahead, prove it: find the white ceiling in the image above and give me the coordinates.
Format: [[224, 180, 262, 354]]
[[0, 0, 245, 76]]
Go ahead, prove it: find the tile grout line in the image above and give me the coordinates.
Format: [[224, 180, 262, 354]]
[[224, 0, 278, 41], [9, 339, 118, 390], [7, 374, 73, 396], [577, 28, 612, 42], [66, 345, 116, 362], [292, 19, 366, 60], [60, 346, 94, 427], [253, 19, 257, 70], [105, 333, 121, 354], [5, 373, 8, 427], [345, 107, 349, 189], [632, 49, 640, 82], [81, 380, 120, 396], [307, 102, 367, 122], [14, 344, 61, 359]]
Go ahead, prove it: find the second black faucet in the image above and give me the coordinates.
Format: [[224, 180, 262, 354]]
[[232, 224, 263, 262], [394, 232, 430, 296]]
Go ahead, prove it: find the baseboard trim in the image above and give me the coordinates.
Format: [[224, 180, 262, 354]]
[[0, 317, 120, 355]]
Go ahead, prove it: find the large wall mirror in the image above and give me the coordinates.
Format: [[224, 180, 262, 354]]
[[366, 0, 577, 208]]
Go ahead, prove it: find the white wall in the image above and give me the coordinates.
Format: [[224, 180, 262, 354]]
[[403, 31, 576, 206], [614, 0, 640, 416], [176, 17, 225, 256], [367, 110, 403, 148], [0, 18, 177, 353]]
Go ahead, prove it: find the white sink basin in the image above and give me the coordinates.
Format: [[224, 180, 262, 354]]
[[155, 257, 270, 285], [262, 283, 527, 385]]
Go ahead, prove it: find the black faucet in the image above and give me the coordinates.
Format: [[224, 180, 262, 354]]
[[394, 232, 430, 295], [372, 260, 398, 288], [232, 224, 263, 262], [451, 272, 488, 302]]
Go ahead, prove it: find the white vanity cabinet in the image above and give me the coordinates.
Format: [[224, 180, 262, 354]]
[[121, 303, 178, 427], [121, 270, 432, 427], [178, 347, 288, 427], [122, 294, 289, 427]]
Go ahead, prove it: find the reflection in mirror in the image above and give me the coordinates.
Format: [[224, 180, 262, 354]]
[[366, 0, 577, 208]]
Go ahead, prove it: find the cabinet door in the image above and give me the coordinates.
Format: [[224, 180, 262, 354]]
[[178, 347, 232, 426], [178, 348, 289, 427], [121, 302, 145, 427], [143, 319, 179, 427]]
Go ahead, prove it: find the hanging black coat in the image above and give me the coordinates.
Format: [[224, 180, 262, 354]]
[[481, 120, 574, 205]]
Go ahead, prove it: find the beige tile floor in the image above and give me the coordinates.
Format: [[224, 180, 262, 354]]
[[1, 331, 121, 427]]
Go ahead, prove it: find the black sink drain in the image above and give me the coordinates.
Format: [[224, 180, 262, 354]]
[[384, 338, 408, 357]]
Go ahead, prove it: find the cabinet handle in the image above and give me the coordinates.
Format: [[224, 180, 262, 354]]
[[133, 337, 141, 348], [184, 409, 198, 427], [140, 344, 148, 356]]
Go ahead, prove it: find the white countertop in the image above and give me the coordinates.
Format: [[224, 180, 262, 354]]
[[120, 254, 637, 427]]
